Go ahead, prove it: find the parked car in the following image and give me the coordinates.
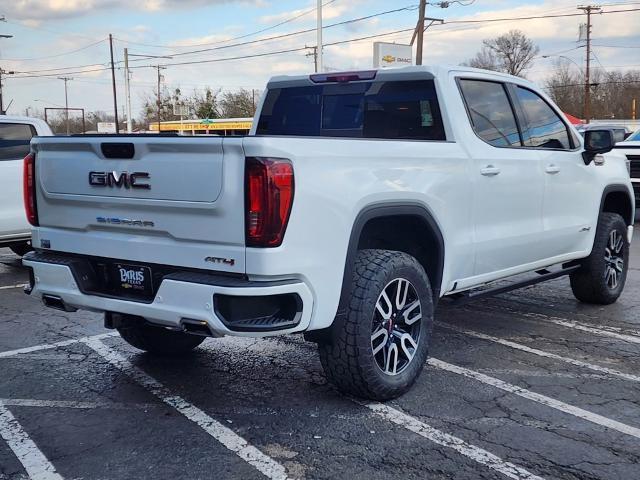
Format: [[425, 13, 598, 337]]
[[577, 124, 632, 143], [0, 116, 53, 256], [614, 128, 640, 212], [22, 66, 634, 400]]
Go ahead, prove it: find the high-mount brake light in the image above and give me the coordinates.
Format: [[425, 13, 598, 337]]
[[23, 152, 38, 226], [310, 70, 377, 84], [245, 157, 294, 248]]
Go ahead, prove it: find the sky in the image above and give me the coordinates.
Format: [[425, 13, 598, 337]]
[[0, 0, 639, 123]]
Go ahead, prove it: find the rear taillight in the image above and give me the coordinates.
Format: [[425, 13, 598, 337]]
[[245, 157, 294, 248], [23, 152, 38, 226]]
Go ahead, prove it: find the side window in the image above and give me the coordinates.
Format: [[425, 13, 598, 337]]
[[459, 79, 521, 148], [0, 123, 36, 161], [515, 87, 571, 150]]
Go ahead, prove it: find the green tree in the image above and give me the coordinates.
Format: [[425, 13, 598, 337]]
[[219, 88, 259, 118], [190, 87, 221, 119]]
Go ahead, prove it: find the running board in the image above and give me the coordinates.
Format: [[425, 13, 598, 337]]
[[447, 265, 581, 305]]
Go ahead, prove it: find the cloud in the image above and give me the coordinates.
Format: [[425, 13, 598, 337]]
[[259, 1, 352, 25], [4, 0, 266, 21]]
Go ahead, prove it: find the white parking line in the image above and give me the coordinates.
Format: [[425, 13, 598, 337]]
[[364, 402, 545, 480], [0, 333, 117, 359], [523, 314, 640, 344], [0, 398, 157, 411], [429, 358, 640, 440], [437, 322, 640, 383], [0, 284, 27, 291], [82, 337, 289, 480], [0, 403, 63, 480]]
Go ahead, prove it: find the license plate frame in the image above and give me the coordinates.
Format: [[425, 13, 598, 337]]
[[110, 263, 154, 298]]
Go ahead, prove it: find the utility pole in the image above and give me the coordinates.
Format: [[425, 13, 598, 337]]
[[578, 5, 601, 124], [415, 0, 427, 65], [317, 0, 323, 73], [156, 65, 166, 133], [306, 45, 318, 73], [410, 2, 443, 66], [58, 77, 72, 135], [0, 30, 13, 115], [109, 33, 120, 133], [0, 68, 3, 115], [124, 48, 132, 133]]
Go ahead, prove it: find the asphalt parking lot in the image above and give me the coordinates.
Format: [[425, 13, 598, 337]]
[[1, 238, 639, 480]]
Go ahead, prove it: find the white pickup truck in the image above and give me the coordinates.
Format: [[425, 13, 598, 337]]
[[23, 66, 634, 400], [0, 116, 53, 256], [613, 129, 640, 215]]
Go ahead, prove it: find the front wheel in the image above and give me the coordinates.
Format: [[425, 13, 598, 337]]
[[570, 212, 629, 305], [116, 317, 205, 355], [318, 249, 434, 401]]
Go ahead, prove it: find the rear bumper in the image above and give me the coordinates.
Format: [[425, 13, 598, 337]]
[[0, 233, 31, 247], [23, 252, 313, 337]]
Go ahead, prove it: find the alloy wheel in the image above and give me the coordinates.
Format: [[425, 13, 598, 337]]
[[371, 278, 422, 376], [604, 229, 625, 289]]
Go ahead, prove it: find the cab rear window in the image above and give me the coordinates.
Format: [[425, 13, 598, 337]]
[[257, 80, 446, 141], [0, 123, 36, 161]]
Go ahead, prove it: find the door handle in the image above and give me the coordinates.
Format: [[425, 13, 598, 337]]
[[545, 164, 561, 174], [480, 165, 501, 177]]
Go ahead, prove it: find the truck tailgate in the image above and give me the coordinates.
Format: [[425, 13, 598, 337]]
[[31, 136, 247, 274]]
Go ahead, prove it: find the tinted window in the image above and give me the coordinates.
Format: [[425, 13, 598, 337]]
[[257, 80, 445, 141], [629, 130, 640, 141], [459, 79, 521, 147], [0, 123, 36, 161], [516, 87, 571, 150]]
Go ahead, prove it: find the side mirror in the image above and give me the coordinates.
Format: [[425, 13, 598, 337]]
[[583, 129, 614, 165]]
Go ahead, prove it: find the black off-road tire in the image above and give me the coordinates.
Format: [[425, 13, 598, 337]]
[[570, 212, 629, 305], [9, 242, 32, 257], [117, 318, 205, 355], [318, 249, 434, 401]]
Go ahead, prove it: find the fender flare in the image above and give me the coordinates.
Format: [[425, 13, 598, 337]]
[[336, 202, 445, 317], [599, 184, 635, 225]]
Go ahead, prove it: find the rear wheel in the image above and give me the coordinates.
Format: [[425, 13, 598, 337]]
[[9, 241, 32, 257], [116, 317, 205, 355], [318, 249, 433, 401], [570, 212, 629, 305]]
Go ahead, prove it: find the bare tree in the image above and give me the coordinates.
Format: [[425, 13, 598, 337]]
[[545, 61, 640, 119], [463, 46, 499, 71], [465, 30, 539, 77]]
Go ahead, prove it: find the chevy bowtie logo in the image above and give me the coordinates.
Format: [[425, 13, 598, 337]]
[[89, 171, 151, 189]]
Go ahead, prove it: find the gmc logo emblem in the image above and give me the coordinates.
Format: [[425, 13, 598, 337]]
[[89, 171, 151, 189]]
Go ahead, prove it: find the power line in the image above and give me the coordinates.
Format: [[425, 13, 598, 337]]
[[12, 63, 108, 74], [114, 0, 339, 50], [124, 4, 420, 62], [1, 39, 106, 62], [7, 6, 640, 79], [437, 7, 640, 24], [546, 80, 640, 88]]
